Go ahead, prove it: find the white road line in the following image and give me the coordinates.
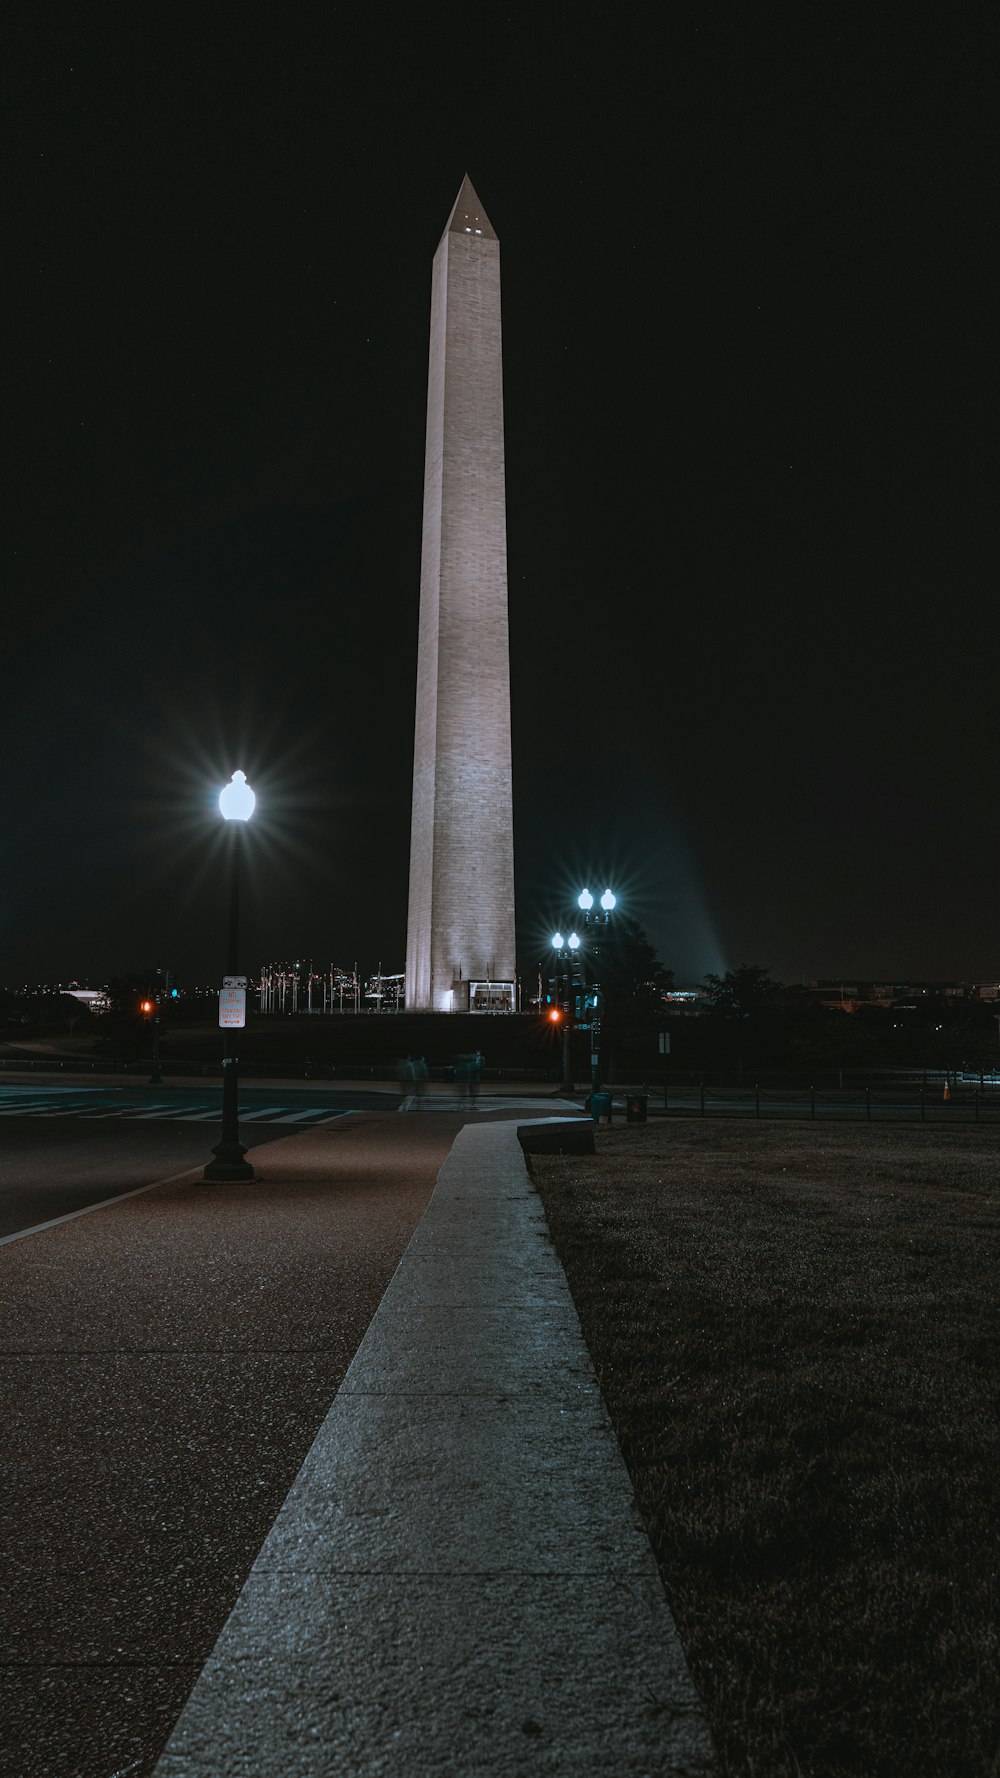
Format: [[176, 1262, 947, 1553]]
[[32, 1106, 107, 1117], [234, 1107, 287, 1122], [0, 1088, 107, 1098], [114, 1104, 178, 1115], [0, 1166, 205, 1247], [173, 1111, 225, 1122], [76, 1110, 144, 1120], [0, 1103, 58, 1116], [112, 1104, 182, 1118], [125, 1105, 206, 1119], [270, 1107, 332, 1123]]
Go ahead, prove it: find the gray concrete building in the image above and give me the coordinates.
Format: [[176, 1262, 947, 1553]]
[[404, 176, 516, 1013]]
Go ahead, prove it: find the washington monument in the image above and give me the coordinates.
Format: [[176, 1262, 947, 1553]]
[[404, 176, 516, 1013]]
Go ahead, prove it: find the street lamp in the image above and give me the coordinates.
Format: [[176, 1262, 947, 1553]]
[[576, 887, 618, 1098], [551, 931, 576, 1093], [204, 770, 255, 1182], [142, 995, 164, 1085], [547, 888, 619, 1099]]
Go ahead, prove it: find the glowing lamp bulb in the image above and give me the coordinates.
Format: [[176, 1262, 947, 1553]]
[[220, 770, 255, 821], [548, 1007, 561, 1022], [578, 888, 593, 910], [601, 888, 617, 911], [552, 932, 565, 950], [568, 932, 581, 950]]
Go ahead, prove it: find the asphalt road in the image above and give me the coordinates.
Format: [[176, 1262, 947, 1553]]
[[0, 1080, 391, 1123], [0, 1083, 393, 1241], [0, 1110, 461, 1778], [0, 1117, 298, 1242]]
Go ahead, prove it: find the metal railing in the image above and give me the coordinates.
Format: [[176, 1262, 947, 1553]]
[[639, 1081, 1000, 1125]]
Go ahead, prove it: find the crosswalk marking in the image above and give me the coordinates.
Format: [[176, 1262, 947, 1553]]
[[126, 1105, 205, 1119], [32, 1105, 110, 1117], [0, 1093, 349, 1126], [116, 1104, 187, 1119]]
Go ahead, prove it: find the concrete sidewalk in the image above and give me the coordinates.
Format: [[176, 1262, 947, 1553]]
[[153, 1118, 714, 1775]]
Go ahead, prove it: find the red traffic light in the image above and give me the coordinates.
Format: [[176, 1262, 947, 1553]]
[[140, 1000, 154, 1014], [547, 1006, 563, 1024]]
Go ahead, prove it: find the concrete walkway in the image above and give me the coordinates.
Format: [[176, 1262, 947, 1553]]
[[153, 1119, 714, 1776]]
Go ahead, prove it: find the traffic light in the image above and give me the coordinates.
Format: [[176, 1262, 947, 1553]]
[[547, 1005, 564, 1025], [140, 999, 153, 1015]]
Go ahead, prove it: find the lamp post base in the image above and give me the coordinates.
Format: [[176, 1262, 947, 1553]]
[[203, 1142, 254, 1182]]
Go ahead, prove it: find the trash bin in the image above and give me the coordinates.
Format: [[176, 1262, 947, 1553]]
[[591, 1090, 613, 1125], [625, 1090, 647, 1124]]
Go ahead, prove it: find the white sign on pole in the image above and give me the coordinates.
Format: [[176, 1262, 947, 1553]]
[[223, 975, 248, 989], [219, 988, 247, 1028]]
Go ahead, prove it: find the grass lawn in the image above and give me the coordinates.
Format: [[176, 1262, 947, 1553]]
[[530, 1119, 999, 1777]]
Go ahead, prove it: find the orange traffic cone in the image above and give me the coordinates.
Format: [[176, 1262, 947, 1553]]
[[943, 1080, 950, 1102]]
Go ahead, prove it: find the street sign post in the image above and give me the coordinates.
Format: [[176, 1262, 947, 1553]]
[[659, 1030, 671, 1112]]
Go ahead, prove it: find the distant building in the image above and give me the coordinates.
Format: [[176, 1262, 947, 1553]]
[[64, 986, 109, 1014], [801, 980, 1000, 1012], [364, 972, 404, 1013], [662, 990, 711, 1015]]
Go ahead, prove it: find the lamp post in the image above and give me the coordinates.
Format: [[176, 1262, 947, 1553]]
[[144, 992, 164, 1085], [576, 887, 617, 1099], [204, 770, 255, 1183], [548, 888, 618, 1099], [551, 930, 579, 1093]]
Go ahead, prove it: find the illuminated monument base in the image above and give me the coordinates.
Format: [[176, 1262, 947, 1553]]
[[449, 979, 515, 1015], [405, 175, 516, 1013]]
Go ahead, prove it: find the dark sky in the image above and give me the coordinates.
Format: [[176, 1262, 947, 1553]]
[[6, 9, 996, 989]]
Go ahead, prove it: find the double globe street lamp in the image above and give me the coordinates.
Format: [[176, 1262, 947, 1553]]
[[578, 886, 617, 920], [550, 928, 580, 1093], [551, 889, 618, 1098], [203, 770, 256, 1183]]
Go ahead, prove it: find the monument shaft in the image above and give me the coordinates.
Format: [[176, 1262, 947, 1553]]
[[405, 178, 516, 1012]]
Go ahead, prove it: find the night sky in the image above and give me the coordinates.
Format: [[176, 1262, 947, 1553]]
[[7, 10, 996, 990]]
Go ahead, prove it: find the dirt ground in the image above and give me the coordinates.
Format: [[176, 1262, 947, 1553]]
[[531, 1118, 1000, 1778]]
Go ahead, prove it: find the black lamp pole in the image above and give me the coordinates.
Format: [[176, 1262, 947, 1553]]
[[557, 945, 574, 1094], [204, 816, 254, 1182], [570, 890, 615, 1103], [149, 986, 163, 1085]]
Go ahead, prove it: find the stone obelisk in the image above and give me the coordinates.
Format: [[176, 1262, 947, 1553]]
[[405, 176, 516, 1013]]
